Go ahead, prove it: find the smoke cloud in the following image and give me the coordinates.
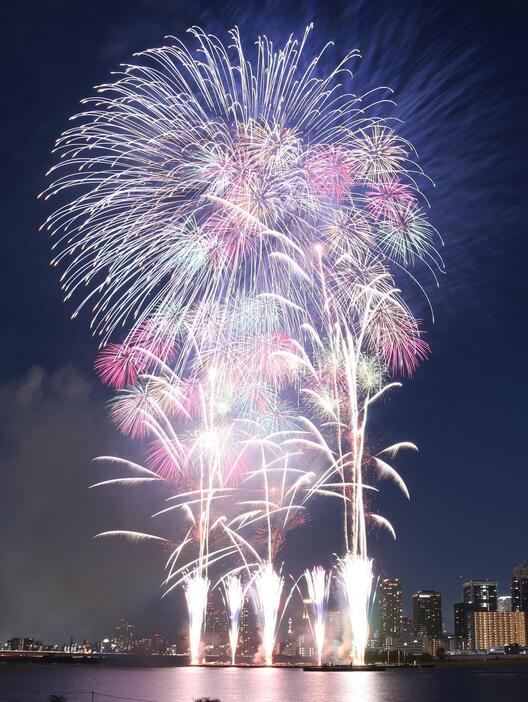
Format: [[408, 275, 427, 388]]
[[0, 366, 176, 644]]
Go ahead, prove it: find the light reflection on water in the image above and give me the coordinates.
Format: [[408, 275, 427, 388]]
[[176, 666, 381, 702], [1, 664, 528, 702]]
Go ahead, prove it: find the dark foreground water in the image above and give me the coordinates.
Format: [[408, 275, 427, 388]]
[[1, 664, 528, 702]]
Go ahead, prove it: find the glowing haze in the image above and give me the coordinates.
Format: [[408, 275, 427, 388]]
[[43, 26, 441, 666]]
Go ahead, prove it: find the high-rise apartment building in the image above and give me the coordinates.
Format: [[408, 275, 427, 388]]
[[412, 591, 442, 638], [113, 618, 136, 653], [205, 593, 228, 656], [453, 601, 468, 649], [378, 579, 403, 645], [326, 609, 343, 646], [238, 596, 259, 657], [473, 611, 527, 649], [282, 617, 297, 657], [460, 579, 498, 649]]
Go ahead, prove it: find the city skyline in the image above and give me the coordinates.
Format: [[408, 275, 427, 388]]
[[5, 560, 526, 653], [5, 558, 528, 664]]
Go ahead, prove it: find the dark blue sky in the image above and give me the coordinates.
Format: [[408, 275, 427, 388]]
[[1, 0, 527, 641]]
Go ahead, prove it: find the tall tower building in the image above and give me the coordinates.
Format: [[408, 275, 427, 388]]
[[463, 580, 498, 612], [412, 591, 442, 638], [378, 579, 403, 645], [326, 609, 343, 646], [462, 580, 498, 649], [283, 616, 297, 656], [114, 618, 135, 652], [239, 596, 258, 658], [512, 562, 528, 612], [239, 596, 249, 644], [205, 592, 228, 657], [296, 605, 315, 659], [454, 602, 467, 649]]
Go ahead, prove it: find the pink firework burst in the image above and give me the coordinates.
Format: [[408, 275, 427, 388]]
[[366, 305, 430, 376], [201, 209, 256, 266], [147, 437, 186, 483], [365, 178, 417, 220], [95, 343, 148, 389], [243, 332, 301, 389], [109, 383, 165, 438], [305, 146, 356, 203]]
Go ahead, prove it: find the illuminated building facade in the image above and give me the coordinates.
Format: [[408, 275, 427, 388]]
[[205, 594, 228, 657], [114, 618, 135, 652], [282, 617, 296, 657], [473, 611, 527, 650], [462, 579, 498, 649], [454, 601, 468, 649], [326, 609, 343, 645], [378, 579, 403, 646], [239, 596, 258, 657], [296, 603, 315, 659], [463, 580, 497, 612], [412, 591, 442, 638]]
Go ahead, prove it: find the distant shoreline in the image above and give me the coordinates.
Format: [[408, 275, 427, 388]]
[[0, 652, 187, 667], [1, 652, 528, 670]]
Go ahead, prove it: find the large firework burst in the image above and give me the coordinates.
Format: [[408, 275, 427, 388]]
[[44, 26, 441, 666]]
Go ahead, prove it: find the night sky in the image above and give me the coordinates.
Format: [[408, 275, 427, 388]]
[[1, 0, 527, 643]]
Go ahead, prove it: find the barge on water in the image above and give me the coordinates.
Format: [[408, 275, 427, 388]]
[[303, 664, 386, 672]]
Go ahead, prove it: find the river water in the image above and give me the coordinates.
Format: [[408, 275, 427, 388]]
[[1, 664, 527, 702]]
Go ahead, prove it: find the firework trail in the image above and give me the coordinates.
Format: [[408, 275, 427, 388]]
[[44, 26, 441, 666], [234, 440, 312, 664], [337, 554, 373, 666], [304, 566, 332, 666], [92, 361, 259, 664], [274, 260, 420, 663], [184, 570, 210, 665], [221, 573, 245, 665], [92, 350, 311, 665], [251, 562, 284, 666]]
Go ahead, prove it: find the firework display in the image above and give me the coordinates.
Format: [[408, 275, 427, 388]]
[[221, 574, 245, 665], [304, 566, 332, 666], [44, 26, 441, 666]]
